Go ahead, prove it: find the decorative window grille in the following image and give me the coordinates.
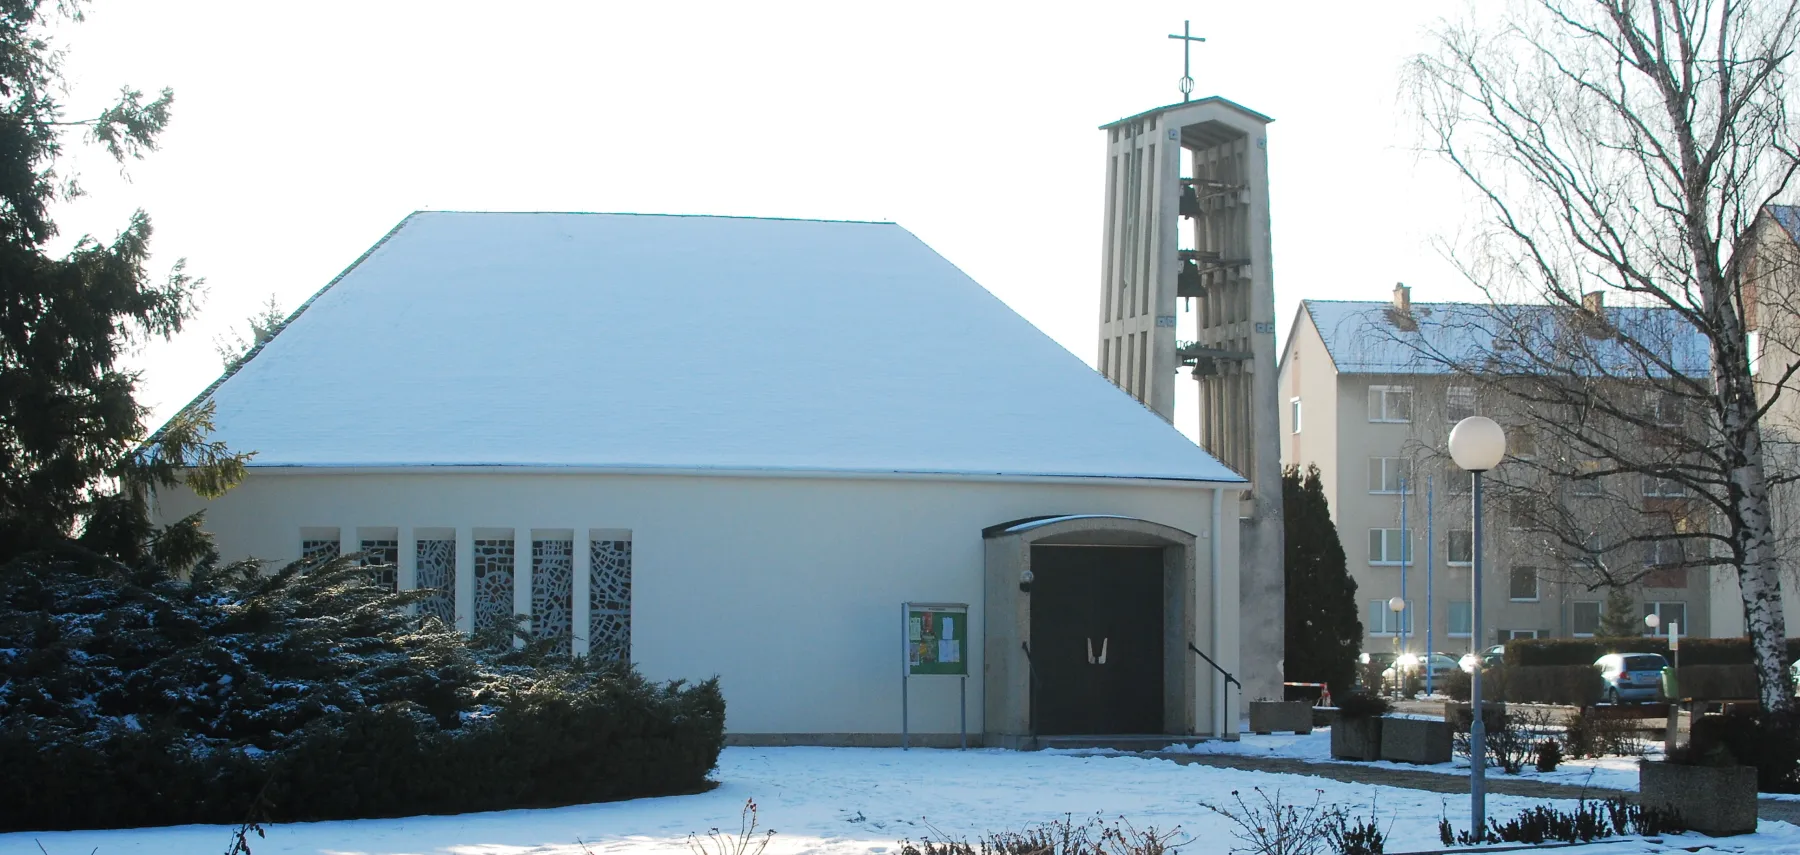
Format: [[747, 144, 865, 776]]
[[473, 539, 515, 635], [301, 539, 339, 563], [531, 539, 575, 643], [589, 539, 632, 660], [361, 539, 398, 592], [414, 539, 456, 626]]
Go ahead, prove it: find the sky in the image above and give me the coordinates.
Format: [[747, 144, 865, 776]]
[[45, 1, 1486, 443]]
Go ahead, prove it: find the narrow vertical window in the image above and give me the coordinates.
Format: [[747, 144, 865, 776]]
[[590, 538, 633, 660], [473, 538, 516, 635]]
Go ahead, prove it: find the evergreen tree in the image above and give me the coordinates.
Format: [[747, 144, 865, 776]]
[[0, 2, 246, 563], [1598, 587, 1641, 638], [1283, 463, 1362, 695]]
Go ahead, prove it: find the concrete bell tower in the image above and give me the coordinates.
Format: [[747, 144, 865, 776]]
[[1095, 93, 1285, 713]]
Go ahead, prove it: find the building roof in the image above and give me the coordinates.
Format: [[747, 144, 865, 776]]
[[1300, 299, 1711, 378], [1768, 204, 1800, 243], [173, 211, 1242, 483]]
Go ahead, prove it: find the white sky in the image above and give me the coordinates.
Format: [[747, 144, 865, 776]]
[[47, 1, 1486, 443]]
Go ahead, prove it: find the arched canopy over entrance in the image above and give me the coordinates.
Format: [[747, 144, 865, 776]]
[[982, 515, 1211, 748]]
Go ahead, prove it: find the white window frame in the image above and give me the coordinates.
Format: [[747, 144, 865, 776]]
[[1448, 600, 1472, 638], [1571, 600, 1603, 637], [1368, 457, 1414, 494], [1291, 397, 1302, 434], [1643, 474, 1687, 498], [1368, 528, 1412, 566], [1367, 385, 1414, 423], [1368, 599, 1414, 635], [1509, 566, 1541, 602], [1447, 385, 1478, 423], [1498, 629, 1543, 641], [1446, 529, 1473, 565]]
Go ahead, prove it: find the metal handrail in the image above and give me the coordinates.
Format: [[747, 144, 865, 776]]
[[1188, 642, 1240, 738]]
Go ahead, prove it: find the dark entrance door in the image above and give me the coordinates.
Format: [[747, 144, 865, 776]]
[[1029, 545, 1164, 735]]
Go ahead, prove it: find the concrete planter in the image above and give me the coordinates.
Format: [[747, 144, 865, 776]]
[[1249, 700, 1313, 735], [1330, 716, 1383, 761], [1639, 762, 1757, 836], [1379, 717, 1451, 764]]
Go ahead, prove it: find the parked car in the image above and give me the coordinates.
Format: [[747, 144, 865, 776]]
[[1595, 652, 1668, 704], [1401, 652, 1463, 681], [1458, 645, 1506, 673]]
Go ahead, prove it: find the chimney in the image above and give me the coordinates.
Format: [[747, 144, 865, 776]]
[[1393, 282, 1412, 314], [1582, 290, 1605, 317]]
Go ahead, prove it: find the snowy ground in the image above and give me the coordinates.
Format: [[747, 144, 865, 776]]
[[7, 746, 1793, 855], [1164, 726, 1656, 792]]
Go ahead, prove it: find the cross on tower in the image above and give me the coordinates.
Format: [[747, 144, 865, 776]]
[[1167, 20, 1206, 102]]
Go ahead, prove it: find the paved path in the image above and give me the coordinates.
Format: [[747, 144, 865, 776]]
[[1150, 752, 1800, 824]]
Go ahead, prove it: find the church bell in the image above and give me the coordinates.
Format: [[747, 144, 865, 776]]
[[1177, 260, 1206, 299]]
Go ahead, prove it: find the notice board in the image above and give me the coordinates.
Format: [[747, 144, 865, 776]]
[[903, 602, 968, 677]]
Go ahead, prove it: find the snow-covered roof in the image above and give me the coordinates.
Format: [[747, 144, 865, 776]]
[[1302, 299, 1710, 378], [178, 211, 1242, 483]]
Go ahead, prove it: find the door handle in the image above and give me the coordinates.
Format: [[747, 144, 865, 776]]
[[1086, 637, 1095, 664], [1098, 638, 1109, 665]]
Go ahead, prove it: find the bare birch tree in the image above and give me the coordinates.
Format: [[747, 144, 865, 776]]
[[1408, 0, 1800, 710]]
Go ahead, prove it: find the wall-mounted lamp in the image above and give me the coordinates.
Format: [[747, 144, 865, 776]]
[[1019, 568, 1035, 594]]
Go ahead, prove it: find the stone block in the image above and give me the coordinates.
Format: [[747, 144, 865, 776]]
[[1249, 700, 1313, 735], [1330, 716, 1382, 761], [1379, 717, 1451, 764], [1639, 761, 1757, 836]]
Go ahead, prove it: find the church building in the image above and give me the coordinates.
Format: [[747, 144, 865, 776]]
[[150, 211, 1250, 747]]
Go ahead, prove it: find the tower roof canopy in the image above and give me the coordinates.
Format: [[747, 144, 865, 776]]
[[176, 211, 1242, 483], [1098, 96, 1274, 130]]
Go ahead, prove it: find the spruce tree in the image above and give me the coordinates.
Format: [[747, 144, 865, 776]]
[[1283, 463, 1363, 696], [1598, 586, 1641, 638], [0, 2, 246, 563]]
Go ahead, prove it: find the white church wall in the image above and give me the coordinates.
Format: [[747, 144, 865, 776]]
[[152, 469, 1221, 741]]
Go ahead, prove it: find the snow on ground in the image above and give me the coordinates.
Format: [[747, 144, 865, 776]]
[[1165, 726, 1655, 792], [5, 746, 1788, 855]]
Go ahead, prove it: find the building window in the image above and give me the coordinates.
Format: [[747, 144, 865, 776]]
[[1368, 457, 1413, 494], [1644, 566, 1689, 588], [1447, 386, 1477, 423], [1750, 328, 1764, 376], [473, 538, 516, 634], [1368, 528, 1412, 565], [301, 537, 339, 563], [1572, 460, 1605, 496], [1449, 600, 1472, 637], [1649, 390, 1684, 428], [1443, 461, 1472, 494], [1498, 629, 1543, 641], [1643, 474, 1686, 498], [1509, 427, 1538, 460], [531, 538, 575, 643], [1572, 601, 1602, 637], [1510, 566, 1540, 601], [1368, 599, 1413, 635], [1643, 601, 1687, 633], [1446, 529, 1473, 565], [360, 538, 399, 593], [415, 538, 456, 626], [1291, 397, 1302, 434], [590, 538, 633, 660], [1368, 385, 1413, 423]]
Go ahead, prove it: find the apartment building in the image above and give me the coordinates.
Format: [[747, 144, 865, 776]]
[[1279, 286, 1713, 658]]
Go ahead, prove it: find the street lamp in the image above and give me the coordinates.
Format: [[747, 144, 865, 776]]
[[1389, 596, 1408, 697], [1449, 415, 1506, 835]]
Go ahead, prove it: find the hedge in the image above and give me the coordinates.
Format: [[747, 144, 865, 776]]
[[1504, 636, 1800, 668], [1501, 665, 1604, 706], [0, 668, 726, 831]]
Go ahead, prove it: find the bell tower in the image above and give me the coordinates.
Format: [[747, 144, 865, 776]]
[[1095, 83, 1285, 714]]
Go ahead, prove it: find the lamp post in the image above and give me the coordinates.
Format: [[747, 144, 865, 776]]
[[1450, 416, 1506, 835], [1388, 596, 1408, 696]]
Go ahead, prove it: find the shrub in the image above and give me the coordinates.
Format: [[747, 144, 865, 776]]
[[1440, 668, 1471, 702], [1673, 709, 1800, 792], [1501, 665, 1603, 705], [0, 548, 727, 831], [1535, 739, 1563, 772], [1439, 798, 1683, 846], [1506, 636, 1800, 668], [1563, 709, 1644, 759], [900, 813, 1180, 855], [1336, 691, 1392, 720]]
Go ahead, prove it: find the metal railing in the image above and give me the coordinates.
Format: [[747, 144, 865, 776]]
[[1189, 642, 1241, 737]]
